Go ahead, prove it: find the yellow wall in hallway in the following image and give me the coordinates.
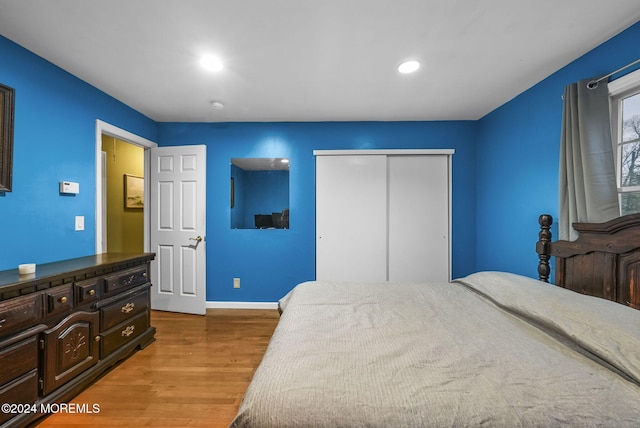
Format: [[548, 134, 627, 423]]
[[102, 136, 144, 253]]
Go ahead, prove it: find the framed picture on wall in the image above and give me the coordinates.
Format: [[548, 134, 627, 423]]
[[0, 83, 15, 192], [124, 174, 144, 208]]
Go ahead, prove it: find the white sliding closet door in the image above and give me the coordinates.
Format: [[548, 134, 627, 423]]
[[388, 155, 449, 282], [316, 155, 388, 281], [315, 150, 453, 283]]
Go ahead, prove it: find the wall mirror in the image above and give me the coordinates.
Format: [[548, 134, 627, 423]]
[[230, 158, 289, 229]]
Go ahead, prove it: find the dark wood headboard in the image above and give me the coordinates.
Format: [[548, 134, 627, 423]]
[[536, 213, 640, 309]]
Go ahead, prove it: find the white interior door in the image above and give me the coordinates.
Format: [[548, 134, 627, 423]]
[[388, 155, 450, 282], [316, 155, 388, 281], [150, 145, 207, 315]]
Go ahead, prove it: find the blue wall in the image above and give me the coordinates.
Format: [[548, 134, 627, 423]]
[[2, 18, 639, 302], [157, 122, 478, 301], [475, 21, 640, 278], [0, 36, 157, 270]]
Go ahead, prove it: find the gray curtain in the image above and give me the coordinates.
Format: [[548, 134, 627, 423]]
[[559, 78, 619, 241]]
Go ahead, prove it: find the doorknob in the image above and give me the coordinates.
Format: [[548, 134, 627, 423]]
[[189, 236, 203, 243]]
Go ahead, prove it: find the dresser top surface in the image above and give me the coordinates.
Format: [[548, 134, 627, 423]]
[[0, 253, 155, 293]]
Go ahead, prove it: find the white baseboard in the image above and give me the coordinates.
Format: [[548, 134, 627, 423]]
[[206, 301, 279, 310]]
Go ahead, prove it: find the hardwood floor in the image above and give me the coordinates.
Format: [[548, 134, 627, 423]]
[[36, 309, 280, 427]]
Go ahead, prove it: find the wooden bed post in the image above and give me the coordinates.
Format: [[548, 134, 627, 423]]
[[536, 214, 553, 283]]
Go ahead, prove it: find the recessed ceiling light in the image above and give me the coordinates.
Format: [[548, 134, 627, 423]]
[[398, 60, 420, 74], [200, 55, 223, 72]]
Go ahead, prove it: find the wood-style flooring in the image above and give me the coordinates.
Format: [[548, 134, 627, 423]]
[[36, 309, 280, 427]]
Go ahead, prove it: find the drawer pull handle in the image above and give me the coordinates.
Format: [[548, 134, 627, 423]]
[[94, 336, 101, 342], [121, 325, 135, 337], [142, 272, 147, 278], [121, 274, 137, 286], [59, 296, 68, 304], [88, 289, 96, 296], [0, 319, 5, 328], [121, 303, 135, 313]]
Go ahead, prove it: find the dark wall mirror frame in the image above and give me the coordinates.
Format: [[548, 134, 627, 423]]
[[0, 83, 15, 192]]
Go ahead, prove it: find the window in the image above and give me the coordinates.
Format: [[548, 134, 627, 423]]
[[610, 68, 640, 215]]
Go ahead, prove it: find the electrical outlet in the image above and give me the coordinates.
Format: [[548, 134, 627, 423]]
[[233, 277, 240, 289]]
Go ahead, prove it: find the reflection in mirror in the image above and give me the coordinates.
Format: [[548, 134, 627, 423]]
[[230, 158, 289, 229]]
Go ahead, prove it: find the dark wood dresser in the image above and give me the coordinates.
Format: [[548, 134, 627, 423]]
[[0, 253, 156, 427]]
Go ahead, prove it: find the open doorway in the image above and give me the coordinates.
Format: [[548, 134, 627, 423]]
[[102, 135, 144, 252], [95, 120, 157, 254], [95, 121, 206, 314]]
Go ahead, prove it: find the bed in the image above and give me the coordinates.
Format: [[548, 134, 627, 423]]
[[230, 214, 640, 427]]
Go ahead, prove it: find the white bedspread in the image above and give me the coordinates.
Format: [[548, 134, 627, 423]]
[[230, 272, 640, 427]]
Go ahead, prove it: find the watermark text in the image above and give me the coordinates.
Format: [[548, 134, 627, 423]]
[[1, 402, 100, 415]]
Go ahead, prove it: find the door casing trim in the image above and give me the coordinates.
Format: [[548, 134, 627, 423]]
[[95, 120, 157, 254]]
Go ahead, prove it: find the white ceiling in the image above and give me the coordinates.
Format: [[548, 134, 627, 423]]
[[1, 0, 639, 122]]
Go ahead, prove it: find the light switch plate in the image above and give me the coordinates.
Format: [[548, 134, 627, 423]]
[[75, 216, 85, 231]]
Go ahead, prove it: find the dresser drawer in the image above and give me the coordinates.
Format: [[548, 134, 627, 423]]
[[100, 311, 149, 358], [0, 293, 43, 337], [0, 334, 38, 385], [46, 284, 73, 315], [0, 369, 39, 426], [104, 266, 148, 294], [75, 277, 102, 306], [101, 290, 149, 331]]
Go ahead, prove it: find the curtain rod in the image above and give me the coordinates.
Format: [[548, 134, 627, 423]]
[[587, 58, 640, 89]]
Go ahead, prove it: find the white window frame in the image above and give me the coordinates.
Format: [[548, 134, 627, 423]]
[[609, 68, 640, 215]]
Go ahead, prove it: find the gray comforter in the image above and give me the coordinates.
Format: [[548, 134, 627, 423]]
[[230, 272, 640, 427]]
